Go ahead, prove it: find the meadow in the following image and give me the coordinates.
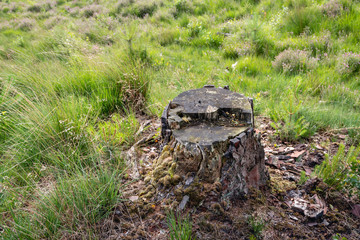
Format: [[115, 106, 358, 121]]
[[0, 0, 360, 238]]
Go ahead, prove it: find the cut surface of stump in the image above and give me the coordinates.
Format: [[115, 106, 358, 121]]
[[145, 86, 268, 207]]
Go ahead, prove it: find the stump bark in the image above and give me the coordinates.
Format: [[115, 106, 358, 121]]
[[145, 86, 268, 205]]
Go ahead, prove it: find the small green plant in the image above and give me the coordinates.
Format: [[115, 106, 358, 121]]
[[270, 91, 313, 142], [332, 233, 348, 240], [343, 157, 360, 198], [298, 170, 309, 185], [167, 210, 194, 240], [313, 144, 360, 191], [248, 215, 265, 239]]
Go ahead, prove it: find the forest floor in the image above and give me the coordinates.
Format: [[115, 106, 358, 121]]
[[99, 116, 360, 240]]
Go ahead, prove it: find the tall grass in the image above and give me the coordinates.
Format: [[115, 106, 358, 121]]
[[6, 168, 124, 239]]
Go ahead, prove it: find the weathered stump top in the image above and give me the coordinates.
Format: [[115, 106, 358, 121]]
[[173, 125, 248, 146], [162, 86, 254, 147]]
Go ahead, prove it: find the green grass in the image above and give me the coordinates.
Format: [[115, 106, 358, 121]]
[[1, 0, 360, 238], [167, 210, 194, 240]]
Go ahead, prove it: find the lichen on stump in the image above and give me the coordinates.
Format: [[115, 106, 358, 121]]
[[145, 86, 268, 206]]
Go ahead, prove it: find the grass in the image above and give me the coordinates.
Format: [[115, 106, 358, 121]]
[[0, 0, 360, 238], [167, 210, 194, 240]]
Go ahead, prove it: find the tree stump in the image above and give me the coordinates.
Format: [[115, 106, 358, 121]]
[[144, 86, 268, 207]]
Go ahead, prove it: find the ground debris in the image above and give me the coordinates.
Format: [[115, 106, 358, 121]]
[[99, 116, 360, 240]]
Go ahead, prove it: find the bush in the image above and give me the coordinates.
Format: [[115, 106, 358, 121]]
[[123, 0, 158, 18], [173, 0, 193, 18], [272, 49, 318, 74], [82, 4, 103, 18], [187, 20, 204, 38], [27, 2, 54, 13], [307, 30, 333, 56], [336, 52, 360, 77], [16, 18, 36, 31], [321, 0, 343, 18]]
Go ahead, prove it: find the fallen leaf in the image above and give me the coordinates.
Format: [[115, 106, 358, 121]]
[[290, 150, 306, 159], [338, 134, 347, 139]]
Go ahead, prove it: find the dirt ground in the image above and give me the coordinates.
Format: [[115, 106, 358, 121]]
[[99, 116, 360, 240]]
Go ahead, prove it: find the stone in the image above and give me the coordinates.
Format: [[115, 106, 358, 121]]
[[149, 86, 268, 205], [178, 195, 190, 210]]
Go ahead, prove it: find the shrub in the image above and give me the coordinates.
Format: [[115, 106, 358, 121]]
[[81, 4, 103, 18], [242, 15, 275, 56], [187, 20, 204, 38], [123, 0, 158, 18], [272, 49, 318, 74], [27, 1, 54, 13], [344, 159, 360, 198], [16, 18, 36, 31], [27, 4, 42, 13], [336, 52, 360, 77], [67, 6, 80, 17], [307, 30, 333, 56], [321, 0, 343, 18], [173, 0, 193, 18]]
